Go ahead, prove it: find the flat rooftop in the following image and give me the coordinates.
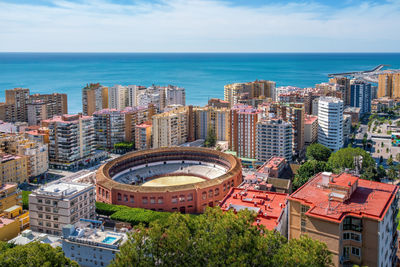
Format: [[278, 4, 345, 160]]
[[220, 188, 288, 230], [289, 172, 398, 223], [35, 180, 92, 197]]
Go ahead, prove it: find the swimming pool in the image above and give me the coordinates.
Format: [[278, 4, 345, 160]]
[[102, 236, 117, 244]]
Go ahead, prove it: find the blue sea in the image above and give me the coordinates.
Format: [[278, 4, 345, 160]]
[[1, 53, 400, 114]]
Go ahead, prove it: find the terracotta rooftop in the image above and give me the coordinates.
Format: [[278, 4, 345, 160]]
[[304, 115, 318, 124], [220, 188, 288, 230], [258, 157, 286, 173], [289, 172, 398, 223]]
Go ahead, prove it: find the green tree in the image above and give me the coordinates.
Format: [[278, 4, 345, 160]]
[[306, 144, 331, 162], [387, 166, 398, 180], [396, 153, 400, 162], [328, 147, 376, 174], [377, 165, 387, 179], [273, 236, 332, 267], [110, 208, 332, 267], [293, 160, 332, 191], [0, 241, 78, 267], [361, 166, 380, 181], [387, 155, 394, 166], [204, 124, 216, 147]]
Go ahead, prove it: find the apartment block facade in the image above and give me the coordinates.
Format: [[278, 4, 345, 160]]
[[0, 183, 22, 213], [224, 80, 276, 107], [122, 105, 155, 143], [229, 104, 261, 159], [30, 93, 68, 118], [5, 88, 30, 122], [329, 77, 351, 106], [318, 97, 344, 151], [0, 154, 29, 184], [304, 115, 318, 145], [256, 118, 292, 162], [289, 172, 399, 267], [82, 83, 109, 116], [0, 133, 48, 177], [194, 106, 230, 141], [135, 122, 152, 150], [378, 73, 400, 99], [152, 106, 194, 148], [93, 109, 125, 149], [27, 100, 47, 126], [42, 114, 96, 170], [29, 180, 95, 236], [350, 80, 372, 114]]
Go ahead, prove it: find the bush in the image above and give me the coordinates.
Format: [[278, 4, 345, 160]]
[[95, 202, 176, 226], [22, 191, 31, 210]]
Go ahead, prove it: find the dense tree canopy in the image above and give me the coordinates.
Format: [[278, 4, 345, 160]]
[[306, 144, 331, 162], [328, 147, 375, 173], [204, 125, 217, 147], [0, 242, 78, 267], [110, 208, 332, 267], [293, 160, 332, 191]]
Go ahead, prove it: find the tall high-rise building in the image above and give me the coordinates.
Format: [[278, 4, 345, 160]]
[[378, 73, 400, 99], [126, 85, 146, 107], [160, 85, 186, 108], [329, 77, 351, 106], [289, 172, 399, 267], [229, 104, 261, 159], [5, 88, 30, 122], [304, 115, 318, 145], [350, 80, 371, 114], [29, 93, 68, 118], [256, 118, 292, 162], [108, 85, 128, 110], [27, 100, 47, 126], [269, 103, 305, 158], [135, 122, 152, 150], [42, 114, 96, 170], [82, 83, 109, 116], [93, 109, 125, 149], [318, 97, 344, 151], [194, 107, 230, 141], [152, 106, 194, 148]]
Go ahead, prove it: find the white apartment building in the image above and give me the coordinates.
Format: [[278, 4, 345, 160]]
[[318, 97, 344, 151], [29, 180, 95, 236], [42, 114, 96, 170], [162, 85, 186, 108], [256, 118, 293, 162], [93, 109, 125, 149], [108, 85, 128, 110]]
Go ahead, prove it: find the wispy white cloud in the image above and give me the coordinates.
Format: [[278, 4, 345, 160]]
[[0, 0, 399, 52]]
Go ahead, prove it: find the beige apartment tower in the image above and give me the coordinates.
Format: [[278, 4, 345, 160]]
[[5, 88, 30, 122], [378, 73, 400, 99], [82, 83, 109, 116]]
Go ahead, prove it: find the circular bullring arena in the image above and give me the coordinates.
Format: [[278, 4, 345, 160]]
[[96, 147, 242, 213]]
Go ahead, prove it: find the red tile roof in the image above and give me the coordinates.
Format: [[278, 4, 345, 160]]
[[289, 172, 398, 223], [304, 115, 318, 124], [220, 188, 288, 230]]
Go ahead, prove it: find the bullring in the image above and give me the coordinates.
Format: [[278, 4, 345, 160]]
[[96, 147, 242, 213]]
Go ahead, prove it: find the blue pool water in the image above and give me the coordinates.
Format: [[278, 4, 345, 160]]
[[1, 53, 400, 114], [102, 236, 117, 244]]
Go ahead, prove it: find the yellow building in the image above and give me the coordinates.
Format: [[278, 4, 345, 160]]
[[152, 106, 194, 148], [0, 183, 22, 213], [135, 121, 152, 150], [82, 83, 109, 116], [224, 80, 276, 107], [0, 153, 29, 184], [378, 73, 400, 99], [0, 205, 29, 241]]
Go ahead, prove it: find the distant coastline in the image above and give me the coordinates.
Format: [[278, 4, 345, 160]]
[[1, 52, 400, 114]]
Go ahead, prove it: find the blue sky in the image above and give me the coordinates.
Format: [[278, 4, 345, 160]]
[[0, 0, 399, 52]]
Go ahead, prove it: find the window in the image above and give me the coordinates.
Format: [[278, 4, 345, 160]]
[[38, 214, 43, 218], [130, 195, 134, 203], [124, 195, 128, 202], [343, 232, 361, 242], [158, 197, 164, 204], [208, 190, 213, 198], [142, 197, 148, 204], [215, 188, 219, 196], [38, 199, 43, 203], [150, 197, 156, 204], [301, 218, 306, 232], [179, 195, 185, 202], [351, 247, 360, 257], [187, 194, 193, 201], [202, 192, 207, 200], [343, 217, 362, 232], [45, 199, 51, 204], [172, 196, 178, 203], [223, 184, 226, 191], [301, 205, 309, 214], [117, 193, 122, 201]]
